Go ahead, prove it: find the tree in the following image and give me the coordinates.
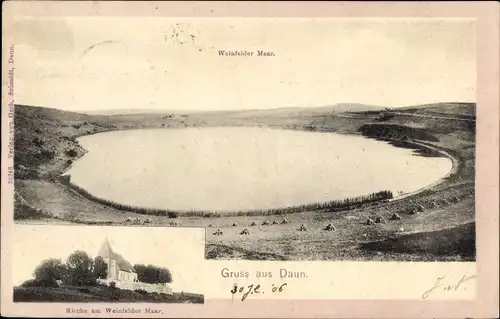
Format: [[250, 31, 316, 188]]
[[133, 264, 172, 284], [93, 256, 108, 279], [143, 264, 156, 284], [33, 258, 67, 286], [65, 250, 96, 286], [157, 267, 173, 284]]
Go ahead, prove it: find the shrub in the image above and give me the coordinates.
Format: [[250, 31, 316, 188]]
[[21, 278, 59, 288], [134, 289, 148, 295], [65, 149, 78, 157], [109, 281, 116, 289], [167, 211, 178, 218]]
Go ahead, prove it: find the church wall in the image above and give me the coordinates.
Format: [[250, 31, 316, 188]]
[[117, 270, 138, 282]]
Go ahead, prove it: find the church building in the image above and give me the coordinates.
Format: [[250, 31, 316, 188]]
[[98, 238, 138, 282]]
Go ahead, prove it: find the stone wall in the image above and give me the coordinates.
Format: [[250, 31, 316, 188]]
[[97, 279, 173, 295]]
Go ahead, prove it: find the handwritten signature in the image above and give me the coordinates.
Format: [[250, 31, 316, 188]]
[[422, 275, 477, 299]]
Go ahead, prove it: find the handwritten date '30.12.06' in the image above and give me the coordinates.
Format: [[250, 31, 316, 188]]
[[231, 283, 288, 301]]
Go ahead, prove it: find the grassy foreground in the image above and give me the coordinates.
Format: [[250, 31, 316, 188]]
[[13, 103, 476, 261], [13, 285, 204, 303]]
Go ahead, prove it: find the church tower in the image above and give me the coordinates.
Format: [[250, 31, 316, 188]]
[[98, 237, 117, 280]]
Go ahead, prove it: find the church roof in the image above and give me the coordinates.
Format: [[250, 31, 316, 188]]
[[98, 238, 136, 273]]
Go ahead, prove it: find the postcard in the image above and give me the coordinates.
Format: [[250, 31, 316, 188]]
[[1, 1, 498, 318]]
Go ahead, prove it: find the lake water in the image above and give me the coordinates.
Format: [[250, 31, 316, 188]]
[[67, 127, 452, 212]]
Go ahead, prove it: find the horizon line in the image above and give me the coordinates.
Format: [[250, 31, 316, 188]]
[[15, 101, 477, 115]]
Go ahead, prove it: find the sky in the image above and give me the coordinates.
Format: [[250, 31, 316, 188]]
[[11, 225, 206, 294], [11, 17, 476, 112]]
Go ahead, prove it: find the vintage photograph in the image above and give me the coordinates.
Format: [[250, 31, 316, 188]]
[[11, 17, 476, 262], [11, 225, 205, 303]]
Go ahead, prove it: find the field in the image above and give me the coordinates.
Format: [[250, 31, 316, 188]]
[[12, 103, 476, 261], [13, 285, 204, 303]]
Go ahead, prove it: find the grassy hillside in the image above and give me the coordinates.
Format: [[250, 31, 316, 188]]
[[14, 105, 117, 179], [13, 285, 204, 303], [360, 222, 475, 259], [397, 102, 476, 118]]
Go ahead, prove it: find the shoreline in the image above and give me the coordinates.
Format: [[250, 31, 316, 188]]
[[54, 125, 458, 218], [61, 178, 394, 218], [387, 140, 458, 201]]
